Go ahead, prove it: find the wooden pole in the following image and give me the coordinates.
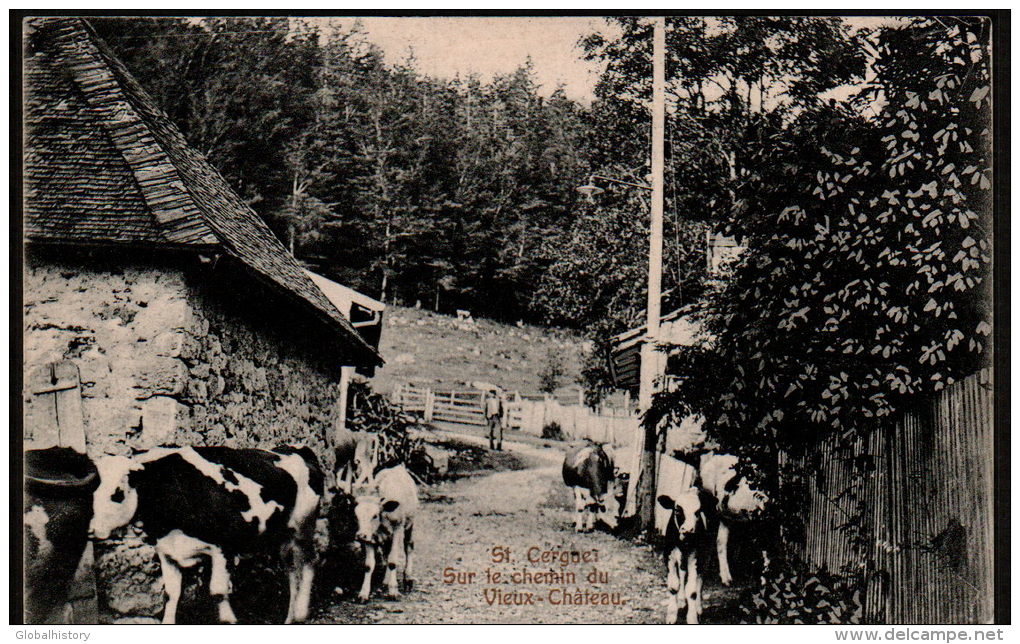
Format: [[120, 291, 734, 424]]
[[635, 16, 667, 534]]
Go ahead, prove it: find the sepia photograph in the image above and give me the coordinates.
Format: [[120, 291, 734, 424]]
[[13, 11, 1008, 628]]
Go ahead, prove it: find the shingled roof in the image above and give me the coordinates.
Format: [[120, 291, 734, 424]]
[[23, 17, 381, 367]]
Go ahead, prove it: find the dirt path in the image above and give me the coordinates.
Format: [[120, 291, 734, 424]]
[[311, 433, 742, 625]]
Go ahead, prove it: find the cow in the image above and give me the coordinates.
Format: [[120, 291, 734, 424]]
[[24, 446, 100, 624], [353, 464, 419, 602], [699, 452, 768, 586], [657, 487, 716, 624], [562, 443, 621, 532], [90, 445, 324, 624]]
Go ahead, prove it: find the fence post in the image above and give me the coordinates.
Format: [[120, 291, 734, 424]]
[[424, 388, 435, 422]]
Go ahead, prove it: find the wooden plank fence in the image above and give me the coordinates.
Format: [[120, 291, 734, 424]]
[[392, 384, 638, 446], [802, 368, 994, 623], [392, 384, 486, 426], [506, 395, 637, 447]]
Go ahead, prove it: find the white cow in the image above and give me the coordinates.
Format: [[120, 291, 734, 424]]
[[657, 487, 715, 624], [699, 452, 768, 586], [353, 464, 419, 602]]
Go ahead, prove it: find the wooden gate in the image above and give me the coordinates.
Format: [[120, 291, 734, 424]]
[[392, 384, 486, 426]]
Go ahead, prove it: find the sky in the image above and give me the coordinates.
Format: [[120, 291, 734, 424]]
[[323, 16, 896, 106], [328, 17, 614, 103]]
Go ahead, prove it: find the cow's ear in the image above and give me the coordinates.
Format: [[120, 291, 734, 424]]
[[657, 495, 675, 510], [382, 500, 400, 513]]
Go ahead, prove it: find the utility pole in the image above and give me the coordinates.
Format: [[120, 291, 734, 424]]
[[635, 15, 666, 534]]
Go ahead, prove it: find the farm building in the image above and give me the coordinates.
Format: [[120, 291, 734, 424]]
[[22, 17, 382, 621]]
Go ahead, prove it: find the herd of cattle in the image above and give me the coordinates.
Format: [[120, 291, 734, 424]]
[[562, 443, 768, 624], [24, 430, 419, 625], [25, 428, 764, 626]]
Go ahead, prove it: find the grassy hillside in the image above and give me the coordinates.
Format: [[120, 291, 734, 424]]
[[367, 305, 587, 401]]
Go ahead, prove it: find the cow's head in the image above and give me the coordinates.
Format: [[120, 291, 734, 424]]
[[721, 476, 768, 521], [90, 455, 142, 540], [658, 488, 710, 536], [353, 494, 400, 544]]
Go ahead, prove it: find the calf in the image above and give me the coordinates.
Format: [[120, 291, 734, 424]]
[[24, 446, 99, 624], [90, 445, 324, 624], [353, 464, 419, 602], [562, 443, 620, 532], [699, 453, 768, 586], [657, 488, 716, 624]]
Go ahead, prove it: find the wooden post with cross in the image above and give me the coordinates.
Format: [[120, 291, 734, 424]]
[[24, 360, 98, 624]]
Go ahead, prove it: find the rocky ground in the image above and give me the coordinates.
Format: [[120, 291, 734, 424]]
[[310, 429, 744, 624]]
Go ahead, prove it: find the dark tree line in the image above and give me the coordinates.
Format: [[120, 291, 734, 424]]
[[92, 17, 591, 323]]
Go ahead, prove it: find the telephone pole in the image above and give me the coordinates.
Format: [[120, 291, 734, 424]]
[[634, 15, 667, 533]]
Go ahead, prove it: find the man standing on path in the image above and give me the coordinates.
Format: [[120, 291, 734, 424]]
[[485, 389, 504, 451]]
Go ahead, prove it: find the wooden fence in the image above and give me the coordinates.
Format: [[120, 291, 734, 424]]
[[802, 369, 994, 623], [392, 384, 486, 426], [507, 396, 637, 447], [391, 384, 638, 447]]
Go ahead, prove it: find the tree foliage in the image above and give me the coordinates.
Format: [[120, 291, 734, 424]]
[[92, 17, 590, 323], [648, 17, 993, 465], [574, 17, 868, 404]]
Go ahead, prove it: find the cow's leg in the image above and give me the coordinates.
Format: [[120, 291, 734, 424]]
[[403, 524, 415, 592], [207, 546, 237, 624], [279, 541, 300, 623], [155, 550, 183, 625], [584, 495, 598, 532], [593, 494, 606, 529], [665, 547, 683, 624], [573, 488, 586, 532], [357, 544, 375, 603], [685, 549, 701, 624], [488, 419, 495, 449], [497, 422, 503, 451], [384, 526, 406, 599], [289, 540, 315, 623], [718, 521, 733, 586]]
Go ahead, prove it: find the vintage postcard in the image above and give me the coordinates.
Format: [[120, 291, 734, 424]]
[[14, 12, 1009, 628]]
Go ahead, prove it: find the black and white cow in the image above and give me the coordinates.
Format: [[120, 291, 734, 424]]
[[24, 446, 100, 624], [90, 445, 324, 624], [699, 453, 768, 586], [353, 464, 419, 602], [562, 443, 621, 532], [657, 487, 716, 624]]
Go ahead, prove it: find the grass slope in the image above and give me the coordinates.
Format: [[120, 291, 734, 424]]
[[368, 305, 586, 400]]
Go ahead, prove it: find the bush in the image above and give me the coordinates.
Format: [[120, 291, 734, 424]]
[[538, 349, 565, 394], [738, 559, 862, 625], [541, 421, 565, 441]]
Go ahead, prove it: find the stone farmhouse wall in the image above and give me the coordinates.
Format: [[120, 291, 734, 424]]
[[23, 252, 346, 621]]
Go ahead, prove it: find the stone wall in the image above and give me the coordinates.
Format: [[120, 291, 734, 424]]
[[174, 271, 344, 475], [24, 257, 193, 456], [24, 252, 348, 622]]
